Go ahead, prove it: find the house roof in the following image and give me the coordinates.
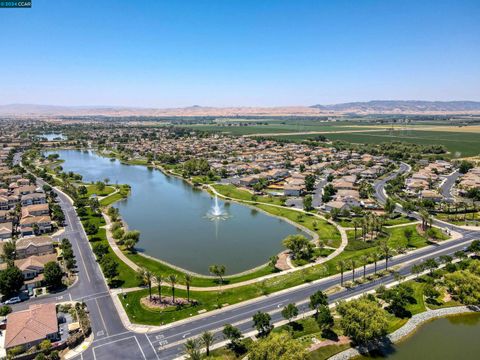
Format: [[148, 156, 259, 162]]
[[15, 253, 57, 272], [5, 303, 58, 349], [16, 236, 53, 250]]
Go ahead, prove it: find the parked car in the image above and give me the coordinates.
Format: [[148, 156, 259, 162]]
[[4, 297, 21, 305]]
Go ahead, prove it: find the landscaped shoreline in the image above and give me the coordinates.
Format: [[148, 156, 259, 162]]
[[330, 306, 480, 360]]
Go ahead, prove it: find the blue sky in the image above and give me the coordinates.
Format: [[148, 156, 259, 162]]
[[0, 0, 479, 107]]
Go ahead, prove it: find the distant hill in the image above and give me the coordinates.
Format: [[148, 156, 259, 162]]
[[1, 100, 480, 118], [310, 100, 480, 113]]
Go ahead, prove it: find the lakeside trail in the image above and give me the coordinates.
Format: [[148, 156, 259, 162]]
[[100, 182, 348, 292]]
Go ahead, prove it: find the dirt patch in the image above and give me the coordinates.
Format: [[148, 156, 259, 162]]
[[308, 336, 350, 352], [141, 295, 190, 310]]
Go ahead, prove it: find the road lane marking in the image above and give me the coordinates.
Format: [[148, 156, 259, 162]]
[[134, 336, 147, 360], [95, 298, 109, 337], [145, 334, 160, 360]]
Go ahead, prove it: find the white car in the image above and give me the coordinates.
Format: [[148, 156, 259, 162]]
[[4, 297, 21, 305]]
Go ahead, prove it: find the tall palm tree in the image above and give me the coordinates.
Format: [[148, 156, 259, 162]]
[[137, 268, 153, 301], [154, 273, 162, 303], [200, 331, 215, 357], [184, 273, 192, 303], [350, 259, 356, 282], [371, 251, 379, 274], [380, 240, 392, 270], [352, 219, 359, 240], [337, 260, 346, 286], [360, 255, 369, 279], [168, 274, 178, 303], [419, 208, 429, 231]]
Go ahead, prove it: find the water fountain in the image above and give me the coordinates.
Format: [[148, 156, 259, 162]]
[[207, 195, 230, 220]]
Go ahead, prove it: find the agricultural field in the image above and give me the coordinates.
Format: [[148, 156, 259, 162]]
[[272, 129, 480, 158]]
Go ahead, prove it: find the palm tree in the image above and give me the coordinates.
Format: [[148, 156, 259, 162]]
[[337, 260, 346, 286], [137, 268, 153, 300], [200, 331, 215, 357], [371, 251, 379, 274], [360, 255, 369, 279], [419, 208, 429, 231], [168, 274, 178, 303], [183, 338, 201, 360], [352, 219, 360, 240], [350, 259, 356, 282], [154, 273, 162, 303], [380, 240, 392, 270], [184, 273, 192, 303]]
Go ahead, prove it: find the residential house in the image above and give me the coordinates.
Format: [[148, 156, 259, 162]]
[[21, 203, 50, 218], [15, 236, 54, 259], [20, 192, 47, 206], [19, 215, 52, 236], [4, 303, 59, 351], [0, 222, 12, 240]]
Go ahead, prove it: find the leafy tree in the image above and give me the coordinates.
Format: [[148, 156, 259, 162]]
[[223, 324, 243, 349], [423, 284, 440, 304], [95, 181, 106, 192], [316, 305, 334, 334], [248, 332, 307, 360], [303, 195, 313, 211], [78, 185, 88, 196], [92, 242, 109, 258], [282, 235, 314, 261], [252, 311, 273, 337], [0, 266, 24, 297], [309, 290, 328, 314], [101, 256, 119, 281], [459, 160, 474, 174], [444, 268, 480, 305], [384, 198, 396, 215], [336, 296, 389, 345], [379, 283, 415, 317], [281, 303, 298, 324], [305, 174, 316, 192], [209, 264, 226, 285], [44, 262, 64, 288]]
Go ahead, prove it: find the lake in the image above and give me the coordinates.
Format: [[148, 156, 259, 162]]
[[50, 150, 306, 274], [360, 313, 480, 359]]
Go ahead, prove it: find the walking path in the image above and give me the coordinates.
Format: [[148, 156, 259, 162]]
[[101, 185, 348, 292]]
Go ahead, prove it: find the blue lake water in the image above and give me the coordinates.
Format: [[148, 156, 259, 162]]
[[50, 150, 305, 274]]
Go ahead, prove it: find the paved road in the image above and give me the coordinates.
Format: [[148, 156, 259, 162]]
[[12, 154, 480, 360], [439, 170, 461, 201], [81, 161, 478, 360]]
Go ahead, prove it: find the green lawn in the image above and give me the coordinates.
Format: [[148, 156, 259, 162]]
[[79, 208, 138, 288], [126, 252, 277, 287], [255, 205, 342, 248], [308, 344, 351, 360], [86, 184, 115, 197], [213, 184, 285, 206], [99, 185, 130, 206]]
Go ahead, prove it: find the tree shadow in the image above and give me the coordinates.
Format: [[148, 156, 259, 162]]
[[109, 279, 125, 288]]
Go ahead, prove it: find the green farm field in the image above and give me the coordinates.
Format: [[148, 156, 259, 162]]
[[272, 130, 480, 157]]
